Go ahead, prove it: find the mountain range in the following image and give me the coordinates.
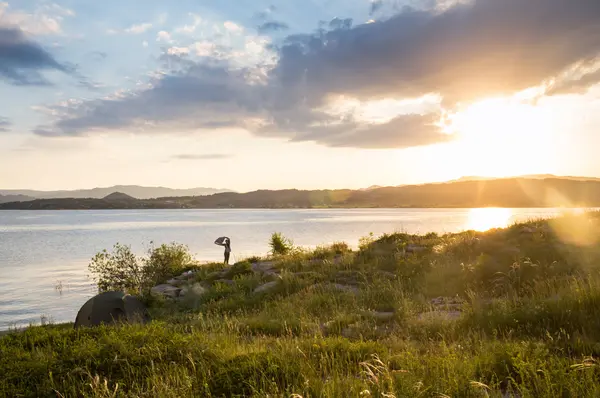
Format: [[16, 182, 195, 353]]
[[3, 176, 600, 209], [0, 186, 232, 203]]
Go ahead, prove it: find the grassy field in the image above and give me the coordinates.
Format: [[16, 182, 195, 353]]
[[3, 212, 600, 397]]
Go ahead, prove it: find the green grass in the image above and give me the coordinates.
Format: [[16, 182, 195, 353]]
[[4, 212, 600, 397]]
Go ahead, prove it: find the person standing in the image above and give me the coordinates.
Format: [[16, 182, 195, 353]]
[[215, 237, 232, 265]]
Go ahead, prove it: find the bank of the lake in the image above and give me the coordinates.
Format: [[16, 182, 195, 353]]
[[0, 208, 586, 330], [3, 211, 600, 397]]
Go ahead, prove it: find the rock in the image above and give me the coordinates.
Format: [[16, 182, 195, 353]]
[[151, 284, 182, 298], [371, 312, 395, 322], [331, 284, 360, 294], [253, 281, 279, 294], [263, 271, 283, 281], [175, 270, 196, 280], [214, 279, 235, 286], [251, 261, 277, 273], [206, 271, 223, 280], [180, 283, 206, 297], [167, 278, 186, 287]]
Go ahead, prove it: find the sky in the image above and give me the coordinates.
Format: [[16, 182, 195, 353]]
[[1, 0, 600, 192]]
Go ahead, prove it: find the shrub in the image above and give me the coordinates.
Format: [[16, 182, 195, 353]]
[[88, 243, 143, 294], [269, 232, 294, 256], [88, 242, 194, 296], [143, 242, 194, 288]]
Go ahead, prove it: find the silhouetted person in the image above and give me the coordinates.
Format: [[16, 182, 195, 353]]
[[215, 237, 231, 265]]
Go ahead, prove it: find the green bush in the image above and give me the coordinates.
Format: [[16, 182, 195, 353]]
[[88, 242, 194, 295], [269, 232, 294, 256], [88, 243, 143, 294]]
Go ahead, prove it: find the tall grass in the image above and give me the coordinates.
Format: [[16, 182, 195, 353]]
[[4, 213, 600, 397]]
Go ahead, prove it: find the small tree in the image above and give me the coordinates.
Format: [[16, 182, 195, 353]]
[[88, 242, 195, 296], [269, 232, 294, 256], [88, 243, 143, 294], [143, 242, 194, 290]]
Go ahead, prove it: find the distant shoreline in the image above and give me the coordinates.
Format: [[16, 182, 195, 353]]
[[3, 177, 600, 210]]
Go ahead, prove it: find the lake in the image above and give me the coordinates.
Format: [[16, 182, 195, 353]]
[[0, 208, 586, 330]]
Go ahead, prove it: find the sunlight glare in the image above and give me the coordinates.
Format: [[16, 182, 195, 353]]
[[466, 208, 513, 231], [443, 96, 560, 178]]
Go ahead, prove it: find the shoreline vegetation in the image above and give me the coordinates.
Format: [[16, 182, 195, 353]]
[[3, 212, 600, 396], [3, 177, 600, 210]]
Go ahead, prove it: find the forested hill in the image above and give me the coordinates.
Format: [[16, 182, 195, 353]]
[[2, 177, 600, 210]]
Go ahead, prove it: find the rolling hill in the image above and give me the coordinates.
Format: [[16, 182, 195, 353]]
[[2, 177, 600, 209], [0, 186, 232, 200]]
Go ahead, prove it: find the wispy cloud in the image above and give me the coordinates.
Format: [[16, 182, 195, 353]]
[[125, 23, 152, 34], [0, 2, 74, 35], [257, 21, 289, 34], [223, 21, 243, 33], [175, 13, 202, 34], [171, 153, 231, 160], [156, 30, 171, 42], [0, 116, 11, 132]]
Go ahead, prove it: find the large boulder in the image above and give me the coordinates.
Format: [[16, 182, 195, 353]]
[[74, 291, 150, 328]]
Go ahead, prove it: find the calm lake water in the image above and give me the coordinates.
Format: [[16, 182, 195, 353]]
[[0, 208, 587, 330]]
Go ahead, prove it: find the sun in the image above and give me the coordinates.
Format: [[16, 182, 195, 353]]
[[443, 96, 560, 178]]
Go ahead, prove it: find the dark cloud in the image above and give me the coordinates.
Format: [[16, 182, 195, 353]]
[[0, 117, 11, 132], [271, 0, 600, 104], [257, 21, 289, 35], [369, 0, 384, 16], [172, 153, 231, 160], [546, 67, 600, 96], [0, 27, 71, 85], [31, 0, 600, 149]]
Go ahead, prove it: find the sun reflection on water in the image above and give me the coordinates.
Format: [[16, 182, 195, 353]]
[[466, 208, 513, 231]]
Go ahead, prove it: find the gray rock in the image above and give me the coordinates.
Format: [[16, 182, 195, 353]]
[[151, 284, 182, 298], [180, 283, 207, 297], [251, 261, 277, 273], [175, 270, 197, 281], [331, 284, 360, 294], [371, 312, 395, 321], [263, 271, 283, 281], [253, 281, 279, 294], [167, 278, 186, 287], [207, 271, 223, 280]]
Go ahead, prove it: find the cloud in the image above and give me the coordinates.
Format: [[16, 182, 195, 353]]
[[224, 21, 243, 33], [369, 0, 384, 16], [0, 116, 11, 132], [0, 27, 71, 85], [156, 30, 171, 42], [257, 21, 289, 35], [0, 2, 74, 35], [167, 47, 190, 56], [175, 13, 202, 34], [125, 23, 152, 34], [30, 0, 600, 149], [545, 61, 600, 96], [270, 0, 600, 105], [171, 153, 231, 160]]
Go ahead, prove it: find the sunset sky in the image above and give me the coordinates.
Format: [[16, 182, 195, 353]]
[[1, 0, 600, 192]]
